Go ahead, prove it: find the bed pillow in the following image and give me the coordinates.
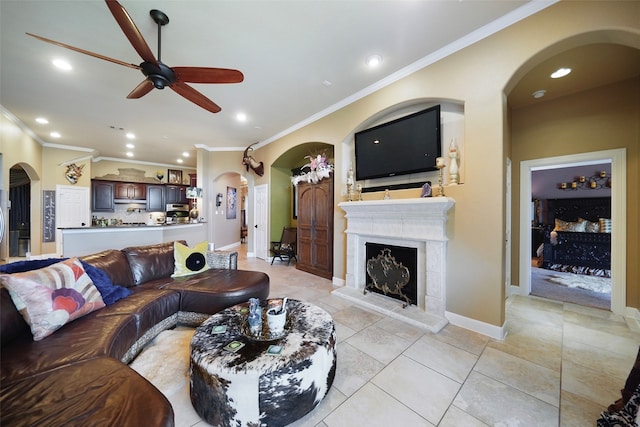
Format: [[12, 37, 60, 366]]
[[172, 241, 210, 277], [599, 218, 612, 233], [554, 218, 586, 233], [579, 218, 601, 233], [0, 258, 106, 341]]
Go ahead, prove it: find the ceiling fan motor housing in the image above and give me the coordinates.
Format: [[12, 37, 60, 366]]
[[141, 61, 175, 89]]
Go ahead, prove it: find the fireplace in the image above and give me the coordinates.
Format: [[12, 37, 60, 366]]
[[365, 243, 417, 307], [334, 197, 454, 332]]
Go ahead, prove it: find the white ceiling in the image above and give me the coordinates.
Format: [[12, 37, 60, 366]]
[[0, 0, 542, 168], [2, 1, 637, 170]]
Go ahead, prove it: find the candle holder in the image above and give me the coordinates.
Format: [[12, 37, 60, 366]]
[[435, 164, 446, 197], [347, 182, 353, 201]]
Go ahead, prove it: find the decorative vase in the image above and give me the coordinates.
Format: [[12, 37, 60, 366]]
[[448, 138, 459, 185]]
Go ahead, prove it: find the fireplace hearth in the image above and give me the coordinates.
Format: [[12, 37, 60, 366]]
[[334, 197, 454, 332]]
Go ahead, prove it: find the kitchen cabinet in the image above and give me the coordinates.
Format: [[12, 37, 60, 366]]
[[296, 176, 333, 279], [147, 185, 165, 212], [166, 185, 188, 204], [92, 181, 115, 212], [114, 182, 146, 200]]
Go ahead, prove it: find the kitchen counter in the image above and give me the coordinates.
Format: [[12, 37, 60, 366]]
[[60, 223, 207, 257]]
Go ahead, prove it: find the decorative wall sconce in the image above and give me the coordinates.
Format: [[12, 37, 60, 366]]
[[215, 193, 224, 215], [559, 171, 610, 190]]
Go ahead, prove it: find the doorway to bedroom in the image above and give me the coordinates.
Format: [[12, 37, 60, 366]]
[[519, 148, 626, 314], [529, 163, 612, 310]]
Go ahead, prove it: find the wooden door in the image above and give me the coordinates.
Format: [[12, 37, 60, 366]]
[[296, 176, 333, 279], [254, 184, 269, 260]]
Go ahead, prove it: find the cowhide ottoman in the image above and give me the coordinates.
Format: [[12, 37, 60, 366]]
[[190, 299, 336, 427]]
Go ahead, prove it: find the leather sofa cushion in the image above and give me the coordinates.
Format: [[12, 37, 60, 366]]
[[0, 288, 29, 346], [81, 249, 135, 288], [123, 241, 184, 286], [168, 269, 270, 314], [0, 357, 174, 427], [95, 289, 180, 339], [1, 313, 137, 385]]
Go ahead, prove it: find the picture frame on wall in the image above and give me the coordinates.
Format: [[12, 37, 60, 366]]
[[168, 169, 182, 184], [226, 186, 237, 219]]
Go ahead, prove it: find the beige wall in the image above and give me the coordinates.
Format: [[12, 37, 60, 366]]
[[251, 1, 640, 328], [511, 77, 639, 307], [2, 1, 638, 329]]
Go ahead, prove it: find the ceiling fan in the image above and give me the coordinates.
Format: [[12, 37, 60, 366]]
[[27, 0, 243, 114]]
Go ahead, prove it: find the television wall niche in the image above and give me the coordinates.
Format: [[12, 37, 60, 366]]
[[352, 102, 464, 193], [355, 105, 441, 181]]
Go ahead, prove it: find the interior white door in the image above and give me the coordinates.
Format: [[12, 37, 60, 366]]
[[254, 184, 268, 260], [56, 185, 91, 228]]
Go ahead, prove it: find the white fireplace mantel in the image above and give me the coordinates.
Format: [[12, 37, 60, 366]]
[[334, 197, 455, 332]]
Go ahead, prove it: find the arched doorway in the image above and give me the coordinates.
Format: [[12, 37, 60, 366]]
[[506, 38, 638, 314], [8, 165, 31, 258]]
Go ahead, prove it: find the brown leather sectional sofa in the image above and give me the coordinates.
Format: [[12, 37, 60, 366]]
[[0, 241, 270, 426]]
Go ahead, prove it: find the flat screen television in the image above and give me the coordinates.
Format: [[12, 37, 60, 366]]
[[354, 105, 441, 181]]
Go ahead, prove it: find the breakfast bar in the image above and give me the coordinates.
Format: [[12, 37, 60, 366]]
[[59, 223, 206, 257]]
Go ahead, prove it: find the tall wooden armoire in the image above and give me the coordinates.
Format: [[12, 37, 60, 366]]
[[296, 176, 333, 279]]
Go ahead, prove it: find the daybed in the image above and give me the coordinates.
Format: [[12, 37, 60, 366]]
[[0, 241, 270, 426], [541, 197, 612, 276]]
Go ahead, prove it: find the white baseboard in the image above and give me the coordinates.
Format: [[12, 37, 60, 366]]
[[332, 277, 345, 287], [445, 310, 506, 340]]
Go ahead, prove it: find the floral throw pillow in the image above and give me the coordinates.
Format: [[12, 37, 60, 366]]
[[0, 258, 105, 341], [172, 241, 210, 277]]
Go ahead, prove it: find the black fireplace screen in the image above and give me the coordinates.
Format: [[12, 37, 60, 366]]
[[365, 243, 417, 307]]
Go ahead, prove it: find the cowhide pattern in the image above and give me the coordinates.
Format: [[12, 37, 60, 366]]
[[190, 299, 336, 427]]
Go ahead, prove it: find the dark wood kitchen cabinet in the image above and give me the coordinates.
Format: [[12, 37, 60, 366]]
[[114, 182, 146, 200], [91, 181, 115, 212], [296, 176, 333, 279], [146, 185, 165, 212], [166, 185, 188, 204]]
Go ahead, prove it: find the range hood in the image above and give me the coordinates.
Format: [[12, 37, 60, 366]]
[[114, 199, 146, 204]]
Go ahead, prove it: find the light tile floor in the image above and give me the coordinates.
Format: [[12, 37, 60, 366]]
[[174, 245, 639, 426]]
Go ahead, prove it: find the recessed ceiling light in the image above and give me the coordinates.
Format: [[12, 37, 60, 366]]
[[125, 133, 135, 139], [236, 113, 247, 122], [126, 143, 135, 149], [52, 59, 72, 71], [176, 158, 184, 164], [322, 80, 332, 87], [550, 67, 571, 78], [50, 131, 61, 138], [182, 152, 190, 157], [366, 54, 382, 68], [126, 152, 133, 157], [36, 117, 49, 124], [532, 89, 546, 99]]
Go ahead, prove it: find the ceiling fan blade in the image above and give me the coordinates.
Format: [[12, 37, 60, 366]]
[[105, 0, 157, 64], [170, 82, 221, 114], [127, 79, 155, 99], [173, 67, 244, 84], [26, 33, 140, 70]]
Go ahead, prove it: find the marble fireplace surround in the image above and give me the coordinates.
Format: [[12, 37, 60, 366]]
[[334, 197, 455, 333]]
